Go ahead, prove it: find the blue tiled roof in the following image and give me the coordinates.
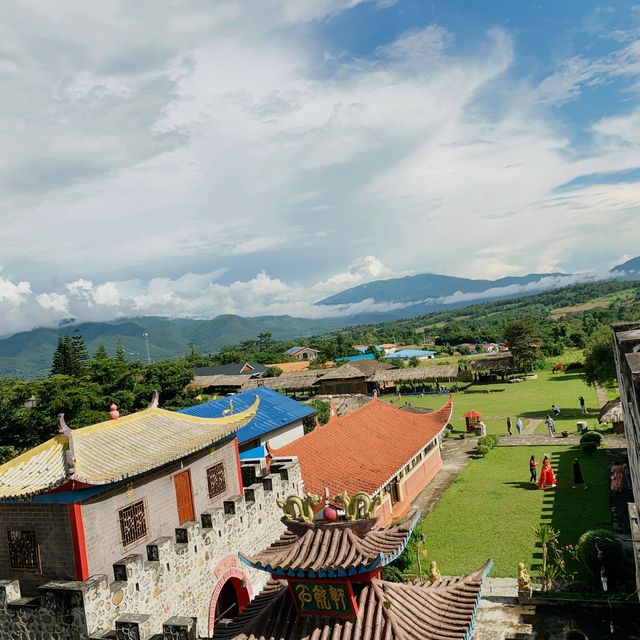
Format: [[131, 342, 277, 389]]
[[343, 353, 375, 361], [179, 387, 315, 445], [239, 444, 266, 460], [385, 349, 436, 358]]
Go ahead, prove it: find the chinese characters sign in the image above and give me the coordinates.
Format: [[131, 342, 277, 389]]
[[289, 580, 358, 618]]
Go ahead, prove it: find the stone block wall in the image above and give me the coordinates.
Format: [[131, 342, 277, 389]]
[[0, 457, 302, 640]]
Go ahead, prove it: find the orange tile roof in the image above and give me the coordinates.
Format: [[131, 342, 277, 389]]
[[269, 396, 453, 497]]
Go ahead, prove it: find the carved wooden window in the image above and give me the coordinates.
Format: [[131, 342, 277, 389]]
[[118, 500, 147, 547], [7, 530, 40, 573], [207, 462, 227, 499]]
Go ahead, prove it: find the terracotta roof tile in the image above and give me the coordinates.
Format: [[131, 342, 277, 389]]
[[212, 561, 492, 640], [241, 512, 419, 577], [269, 397, 453, 497]]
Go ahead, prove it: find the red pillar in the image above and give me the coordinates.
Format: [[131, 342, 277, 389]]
[[234, 437, 244, 494], [68, 503, 89, 581]]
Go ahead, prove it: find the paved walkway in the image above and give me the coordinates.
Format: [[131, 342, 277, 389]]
[[523, 417, 541, 434], [497, 433, 627, 448], [411, 437, 476, 515]]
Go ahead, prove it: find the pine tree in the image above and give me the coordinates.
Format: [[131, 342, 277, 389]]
[[93, 343, 109, 360], [115, 340, 127, 363], [71, 329, 89, 375], [51, 335, 77, 376]]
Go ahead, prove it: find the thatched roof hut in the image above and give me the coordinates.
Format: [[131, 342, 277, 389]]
[[369, 364, 459, 383], [599, 397, 623, 424]]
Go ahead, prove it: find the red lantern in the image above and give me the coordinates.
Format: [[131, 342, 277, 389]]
[[109, 404, 120, 420]]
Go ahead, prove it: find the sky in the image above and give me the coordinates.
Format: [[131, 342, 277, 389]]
[[1, 0, 639, 335]]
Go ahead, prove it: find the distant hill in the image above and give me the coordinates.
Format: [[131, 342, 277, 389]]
[[610, 256, 640, 276], [0, 315, 346, 379], [317, 271, 571, 311]]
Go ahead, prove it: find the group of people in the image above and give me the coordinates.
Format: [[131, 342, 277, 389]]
[[506, 416, 523, 435], [529, 455, 587, 489]]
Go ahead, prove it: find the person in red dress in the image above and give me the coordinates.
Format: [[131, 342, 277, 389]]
[[537, 455, 557, 489]]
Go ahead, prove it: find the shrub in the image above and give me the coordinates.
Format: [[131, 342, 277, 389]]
[[476, 444, 490, 458], [488, 434, 500, 447], [580, 431, 602, 454], [381, 565, 405, 583], [564, 361, 584, 372], [576, 529, 624, 591]]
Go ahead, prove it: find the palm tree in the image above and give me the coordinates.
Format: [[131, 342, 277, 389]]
[[532, 524, 560, 590]]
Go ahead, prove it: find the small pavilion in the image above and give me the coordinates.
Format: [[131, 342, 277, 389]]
[[463, 410, 481, 433], [213, 501, 492, 640]]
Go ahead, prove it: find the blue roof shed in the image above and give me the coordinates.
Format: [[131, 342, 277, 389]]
[[385, 349, 436, 359], [343, 353, 375, 361], [179, 387, 315, 446]]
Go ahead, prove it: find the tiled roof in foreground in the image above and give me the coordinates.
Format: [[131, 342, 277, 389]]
[[0, 396, 259, 499], [213, 561, 492, 640], [241, 511, 419, 578], [269, 397, 453, 497]]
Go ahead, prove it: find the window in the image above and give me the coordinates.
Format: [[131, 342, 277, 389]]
[[7, 530, 40, 573], [207, 462, 227, 499], [118, 500, 148, 547]]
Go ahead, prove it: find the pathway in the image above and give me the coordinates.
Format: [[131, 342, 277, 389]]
[[411, 437, 476, 515], [594, 383, 609, 409], [523, 417, 541, 435], [497, 433, 627, 449]]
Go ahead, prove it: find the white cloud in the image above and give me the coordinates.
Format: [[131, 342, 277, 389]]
[[0, 0, 638, 333]]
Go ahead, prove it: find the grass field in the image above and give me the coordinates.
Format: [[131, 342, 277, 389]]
[[415, 446, 611, 578], [385, 366, 602, 435]]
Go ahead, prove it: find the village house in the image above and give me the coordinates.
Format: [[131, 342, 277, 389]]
[[284, 346, 320, 361], [268, 395, 453, 525], [0, 393, 303, 639], [384, 348, 436, 361], [180, 387, 314, 457]]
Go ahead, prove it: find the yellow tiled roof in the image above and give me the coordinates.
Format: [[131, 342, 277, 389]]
[[0, 398, 259, 499]]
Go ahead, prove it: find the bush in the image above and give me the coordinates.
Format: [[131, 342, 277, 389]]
[[576, 529, 625, 591], [580, 431, 602, 454], [564, 361, 584, 372], [477, 444, 490, 458], [381, 565, 405, 583]]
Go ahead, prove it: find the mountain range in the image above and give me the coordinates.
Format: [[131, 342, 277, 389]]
[[1, 257, 638, 378]]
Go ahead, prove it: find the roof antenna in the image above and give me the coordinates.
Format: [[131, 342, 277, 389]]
[[148, 390, 160, 409], [57, 414, 76, 477]]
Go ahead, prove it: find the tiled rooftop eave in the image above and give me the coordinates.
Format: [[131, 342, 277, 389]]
[[239, 553, 384, 579]]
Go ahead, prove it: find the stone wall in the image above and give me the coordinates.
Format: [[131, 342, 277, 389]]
[[0, 457, 302, 640]]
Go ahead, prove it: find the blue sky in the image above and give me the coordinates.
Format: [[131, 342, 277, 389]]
[[0, 0, 638, 334]]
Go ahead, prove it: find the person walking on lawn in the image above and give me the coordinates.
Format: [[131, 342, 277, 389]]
[[515, 416, 523, 434], [529, 455, 537, 483], [506, 416, 513, 436], [572, 458, 587, 489], [579, 396, 586, 414], [546, 414, 556, 437]]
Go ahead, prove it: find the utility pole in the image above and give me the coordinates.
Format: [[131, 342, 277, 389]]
[[143, 332, 151, 364]]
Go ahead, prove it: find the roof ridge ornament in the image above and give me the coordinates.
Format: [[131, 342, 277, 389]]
[[57, 413, 76, 477], [147, 390, 160, 409]]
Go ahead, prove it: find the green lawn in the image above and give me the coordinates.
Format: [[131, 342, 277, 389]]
[[385, 367, 601, 435], [415, 446, 611, 578]]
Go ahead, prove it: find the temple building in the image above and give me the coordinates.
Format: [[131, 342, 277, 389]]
[[213, 503, 491, 640], [0, 393, 304, 639], [268, 395, 453, 525]]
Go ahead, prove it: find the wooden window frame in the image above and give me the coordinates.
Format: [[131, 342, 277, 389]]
[[118, 499, 149, 549], [6, 529, 41, 574], [206, 461, 227, 499]]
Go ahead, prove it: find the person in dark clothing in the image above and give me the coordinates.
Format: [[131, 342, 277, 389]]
[[572, 458, 587, 489], [579, 396, 586, 414], [529, 455, 537, 483], [506, 416, 513, 436]]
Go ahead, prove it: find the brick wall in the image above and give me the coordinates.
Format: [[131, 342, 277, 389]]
[[81, 438, 240, 579], [0, 503, 75, 594]]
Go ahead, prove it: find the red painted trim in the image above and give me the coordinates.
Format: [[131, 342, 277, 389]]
[[67, 503, 89, 581], [233, 437, 244, 494], [208, 567, 252, 634]]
